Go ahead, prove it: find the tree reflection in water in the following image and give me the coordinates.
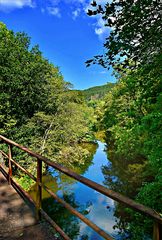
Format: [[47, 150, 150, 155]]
[[29, 142, 98, 239], [102, 147, 151, 239], [42, 192, 92, 239], [29, 141, 151, 239]]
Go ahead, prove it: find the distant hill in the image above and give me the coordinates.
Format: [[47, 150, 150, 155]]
[[81, 83, 115, 100]]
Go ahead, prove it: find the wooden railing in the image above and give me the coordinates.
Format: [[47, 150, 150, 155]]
[[0, 135, 161, 240]]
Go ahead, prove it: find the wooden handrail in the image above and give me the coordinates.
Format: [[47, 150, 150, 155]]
[[0, 150, 36, 181], [0, 134, 162, 240], [0, 165, 71, 240]]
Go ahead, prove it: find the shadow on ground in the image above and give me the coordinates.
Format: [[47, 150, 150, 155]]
[[0, 171, 58, 240]]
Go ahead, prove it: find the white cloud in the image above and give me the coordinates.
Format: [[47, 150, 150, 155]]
[[100, 70, 107, 74], [49, 0, 61, 5], [48, 0, 86, 19], [72, 8, 81, 20], [0, 0, 110, 40], [0, 0, 34, 12], [41, 7, 45, 13], [83, 1, 111, 40], [95, 27, 103, 35], [94, 16, 109, 41], [50, 0, 86, 5], [47, 6, 61, 18]]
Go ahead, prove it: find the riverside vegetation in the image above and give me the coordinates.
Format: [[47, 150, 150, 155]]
[[0, 0, 162, 238], [86, 1, 162, 239]]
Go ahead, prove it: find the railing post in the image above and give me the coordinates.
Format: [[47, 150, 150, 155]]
[[153, 221, 161, 240], [8, 144, 12, 184], [36, 158, 42, 221]]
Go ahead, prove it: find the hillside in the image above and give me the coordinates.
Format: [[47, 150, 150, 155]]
[[81, 82, 115, 100]]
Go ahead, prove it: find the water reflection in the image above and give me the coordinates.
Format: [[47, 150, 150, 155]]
[[102, 149, 145, 197], [28, 141, 127, 239], [102, 147, 148, 238]]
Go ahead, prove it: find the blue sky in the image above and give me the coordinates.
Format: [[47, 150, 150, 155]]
[[0, 0, 116, 89]]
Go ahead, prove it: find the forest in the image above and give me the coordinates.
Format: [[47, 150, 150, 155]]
[[80, 83, 115, 100], [0, 0, 162, 239]]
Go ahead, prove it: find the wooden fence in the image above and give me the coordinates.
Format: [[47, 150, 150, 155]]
[[0, 135, 161, 240]]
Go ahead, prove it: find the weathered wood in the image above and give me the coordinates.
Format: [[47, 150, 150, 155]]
[[0, 165, 71, 240], [0, 135, 161, 224], [36, 158, 42, 221], [8, 144, 12, 185], [0, 169, 58, 240], [0, 150, 36, 182], [0, 165, 36, 206], [43, 184, 114, 240], [40, 209, 71, 240], [11, 158, 37, 182], [0, 134, 162, 240], [153, 221, 161, 240]]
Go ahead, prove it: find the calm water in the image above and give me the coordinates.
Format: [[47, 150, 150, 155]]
[[29, 141, 127, 239]]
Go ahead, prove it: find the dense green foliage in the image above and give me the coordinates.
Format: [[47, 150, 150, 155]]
[[86, 0, 161, 70], [100, 55, 162, 238], [80, 82, 115, 100], [0, 22, 95, 174], [86, 0, 162, 238], [0, 0, 162, 236], [0, 22, 58, 131]]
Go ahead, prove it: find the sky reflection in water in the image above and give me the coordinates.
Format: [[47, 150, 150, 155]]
[[47, 141, 119, 239]]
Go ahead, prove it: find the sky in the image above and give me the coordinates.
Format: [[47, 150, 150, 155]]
[[0, 0, 116, 89]]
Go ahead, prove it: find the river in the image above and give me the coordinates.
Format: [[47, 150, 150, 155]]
[[29, 141, 128, 239]]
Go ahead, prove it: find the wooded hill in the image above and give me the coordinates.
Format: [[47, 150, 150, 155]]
[[80, 82, 115, 100]]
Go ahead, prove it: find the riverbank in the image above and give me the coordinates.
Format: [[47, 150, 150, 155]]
[[28, 141, 121, 239]]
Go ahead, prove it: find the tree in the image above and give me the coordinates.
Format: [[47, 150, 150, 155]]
[[85, 1, 162, 237], [0, 22, 64, 133], [0, 22, 96, 173], [86, 0, 162, 70], [100, 55, 162, 237]]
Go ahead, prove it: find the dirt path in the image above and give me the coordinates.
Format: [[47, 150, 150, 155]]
[[0, 171, 58, 240]]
